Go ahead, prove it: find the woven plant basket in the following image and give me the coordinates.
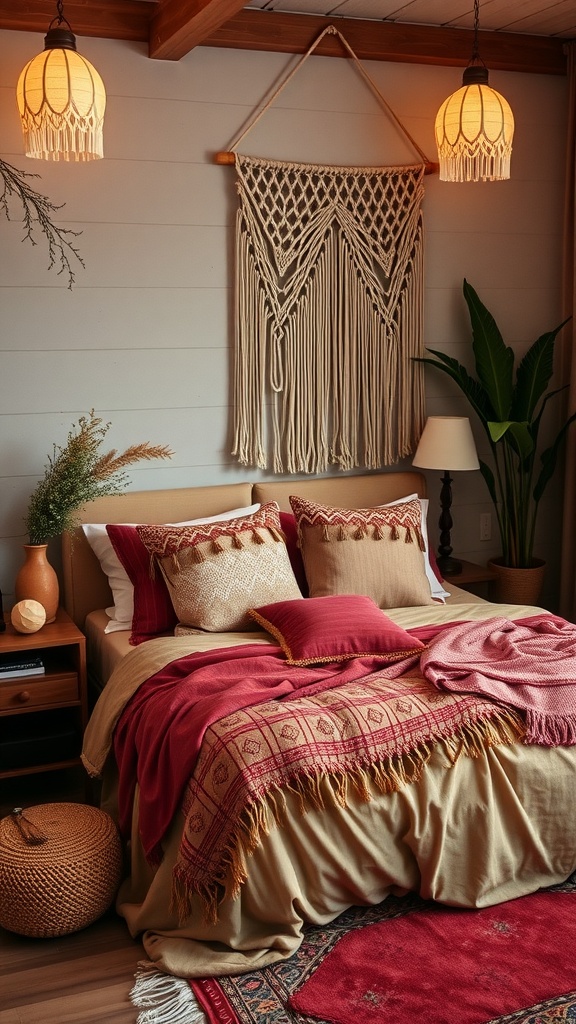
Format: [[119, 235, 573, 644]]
[[0, 802, 122, 938], [488, 558, 546, 607]]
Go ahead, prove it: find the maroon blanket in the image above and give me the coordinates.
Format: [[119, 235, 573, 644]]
[[421, 614, 576, 744]]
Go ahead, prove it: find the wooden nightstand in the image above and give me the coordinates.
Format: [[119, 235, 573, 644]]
[[0, 608, 87, 783], [442, 559, 496, 598]]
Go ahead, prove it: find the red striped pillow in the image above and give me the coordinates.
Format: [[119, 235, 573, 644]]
[[106, 524, 176, 644]]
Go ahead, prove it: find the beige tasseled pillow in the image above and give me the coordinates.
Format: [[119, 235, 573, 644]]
[[289, 495, 435, 609], [136, 502, 302, 632]]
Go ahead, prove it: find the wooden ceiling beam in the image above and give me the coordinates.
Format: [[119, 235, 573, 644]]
[[149, 0, 247, 59], [0, 1, 566, 74], [0, 1, 152, 42], [201, 10, 567, 75]]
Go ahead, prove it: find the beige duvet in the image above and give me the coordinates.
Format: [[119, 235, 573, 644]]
[[82, 599, 576, 980]]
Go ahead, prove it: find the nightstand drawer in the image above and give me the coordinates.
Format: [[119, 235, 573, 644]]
[[0, 672, 79, 712]]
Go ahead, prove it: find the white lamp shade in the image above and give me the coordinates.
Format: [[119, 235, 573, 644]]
[[435, 81, 514, 182], [412, 416, 480, 471], [17, 47, 106, 161]]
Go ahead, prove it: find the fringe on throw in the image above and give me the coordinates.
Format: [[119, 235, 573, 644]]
[[171, 707, 524, 926], [130, 961, 207, 1024], [231, 155, 426, 473], [526, 709, 576, 746]]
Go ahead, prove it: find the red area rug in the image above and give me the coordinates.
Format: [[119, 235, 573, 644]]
[[192, 875, 576, 1024]]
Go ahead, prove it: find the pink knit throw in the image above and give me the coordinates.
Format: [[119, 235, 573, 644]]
[[421, 614, 576, 745]]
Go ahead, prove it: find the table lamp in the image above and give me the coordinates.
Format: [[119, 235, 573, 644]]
[[412, 416, 479, 576]]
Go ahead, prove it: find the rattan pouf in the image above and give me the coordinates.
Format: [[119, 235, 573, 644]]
[[0, 802, 123, 938]]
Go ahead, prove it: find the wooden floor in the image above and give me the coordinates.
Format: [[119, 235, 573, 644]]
[[0, 769, 144, 1024]]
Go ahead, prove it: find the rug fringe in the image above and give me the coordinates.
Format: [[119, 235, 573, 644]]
[[130, 962, 207, 1024]]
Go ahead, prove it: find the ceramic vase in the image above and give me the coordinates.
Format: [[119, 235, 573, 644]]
[[14, 544, 59, 623], [488, 557, 546, 607]]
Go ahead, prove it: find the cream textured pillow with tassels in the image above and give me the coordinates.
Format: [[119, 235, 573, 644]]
[[289, 495, 435, 609], [137, 502, 302, 633]]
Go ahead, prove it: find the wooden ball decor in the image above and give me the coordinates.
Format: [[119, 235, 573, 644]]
[[11, 599, 47, 634]]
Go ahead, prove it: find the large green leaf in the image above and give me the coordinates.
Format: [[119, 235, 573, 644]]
[[415, 349, 494, 424], [533, 411, 576, 503], [463, 279, 514, 420], [513, 320, 569, 421], [488, 420, 534, 459]]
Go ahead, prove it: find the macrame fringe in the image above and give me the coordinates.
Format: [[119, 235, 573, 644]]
[[130, 962, 207, 1024], [22, 119, 104, 162], [171, 708, 524, 926], [231, 156, 426, 473]]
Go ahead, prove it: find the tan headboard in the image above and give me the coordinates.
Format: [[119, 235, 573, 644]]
[[62, 472, 427, 630], [252, 471, 426, 512]]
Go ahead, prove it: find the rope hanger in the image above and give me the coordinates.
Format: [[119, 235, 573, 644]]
[[214, 25, 437, 174]]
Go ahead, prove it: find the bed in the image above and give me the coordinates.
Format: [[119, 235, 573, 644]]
[[63, 471, 576, 989]]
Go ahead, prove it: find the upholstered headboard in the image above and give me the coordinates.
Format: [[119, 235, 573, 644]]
[[252, 471, 426, 512], [61, 472, 427, 629]]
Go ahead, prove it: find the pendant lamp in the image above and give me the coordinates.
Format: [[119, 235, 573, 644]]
[[434, 0, 514, 182], [16, 0, 106, 162]]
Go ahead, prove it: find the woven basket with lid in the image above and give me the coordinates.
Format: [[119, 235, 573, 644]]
[[0, 802, 122, 937]]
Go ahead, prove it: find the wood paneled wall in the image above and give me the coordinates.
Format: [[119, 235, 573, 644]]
[[0, 30, 568, 607]]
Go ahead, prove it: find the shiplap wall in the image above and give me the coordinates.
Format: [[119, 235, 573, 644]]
[[0, 29, 568, 609]]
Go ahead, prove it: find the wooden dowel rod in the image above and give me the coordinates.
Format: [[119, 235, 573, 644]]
[[214, 151, 438, 174]]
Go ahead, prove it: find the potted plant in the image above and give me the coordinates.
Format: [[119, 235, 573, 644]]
[[415, 279, 575, 603], [16, 411, 173, 621]]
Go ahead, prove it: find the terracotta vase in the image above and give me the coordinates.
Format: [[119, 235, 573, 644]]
[[14, 544, 59, 623], [488, 557, 546, 607]]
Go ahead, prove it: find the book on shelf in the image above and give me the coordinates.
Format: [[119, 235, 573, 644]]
[[0, 656, 45, 679]]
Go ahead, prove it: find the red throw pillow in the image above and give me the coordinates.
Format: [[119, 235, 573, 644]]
[[106, 524, 177, 645], [248, 594, 425, 666]]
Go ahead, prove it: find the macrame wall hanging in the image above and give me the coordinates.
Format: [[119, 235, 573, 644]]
[[216, 26, 435, 474]]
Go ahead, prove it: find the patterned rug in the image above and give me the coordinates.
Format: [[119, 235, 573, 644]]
[[193, 875, 576, 1024]]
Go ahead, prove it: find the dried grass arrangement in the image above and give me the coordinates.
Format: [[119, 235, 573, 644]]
[[24, 411, 174, 544]]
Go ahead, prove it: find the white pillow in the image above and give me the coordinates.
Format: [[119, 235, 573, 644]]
[[83, 503, 261, 632], [382, 494, 450, 602]]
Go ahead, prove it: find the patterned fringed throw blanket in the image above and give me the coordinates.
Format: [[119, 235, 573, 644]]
[[172, 670, 522, 924]]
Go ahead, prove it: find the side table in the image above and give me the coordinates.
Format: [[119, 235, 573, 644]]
[[442, 559, 496, 599], [0, 608, 88, 784]]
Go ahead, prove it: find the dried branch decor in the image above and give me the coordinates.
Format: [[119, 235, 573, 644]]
[[0, 158, 83, 288]]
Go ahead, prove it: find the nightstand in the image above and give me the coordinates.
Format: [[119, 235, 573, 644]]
[[442, 559, 496, 599], [0, 608, 88, 783]]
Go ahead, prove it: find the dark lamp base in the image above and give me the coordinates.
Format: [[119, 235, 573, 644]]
[[437, 556, 463, 576]]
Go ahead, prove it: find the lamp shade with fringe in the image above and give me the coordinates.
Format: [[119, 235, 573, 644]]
[[434, 65, 514, 182], [16, 21, 105, 162]]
